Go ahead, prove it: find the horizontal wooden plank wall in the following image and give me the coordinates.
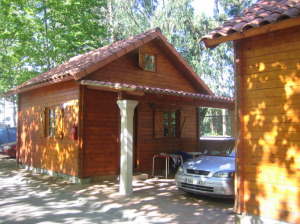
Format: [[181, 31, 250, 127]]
[[83, 89, 119, 177], [82, 89, 198, 177], [18, 81, 80, 176], [138, 102, 197, 173], [238, 25, 300, 223], [84, 39, 198, 93]]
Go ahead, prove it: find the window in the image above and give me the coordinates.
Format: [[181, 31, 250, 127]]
[[154, 109, 189, 138], [40, 106, 63, 138], [144, 54, 155, 71], [164, 110, 177, 137], [48, 108, 56, 137], [139, 47, 156, 72]]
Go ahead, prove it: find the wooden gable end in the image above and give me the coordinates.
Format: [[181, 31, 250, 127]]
[[83, 39, 199, 94]]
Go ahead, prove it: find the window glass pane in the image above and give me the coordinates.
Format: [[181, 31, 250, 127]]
[[49, 118, 52, 126], [149, 63, 154, 70], [171, 111, 176, 119], [171, 128, 176, 136], [164, 111, 168, 119], [149, 56, 154, 62], [145, 55, 149, 61], [164, 128, 168, 136], [49, 109, 53, 117], [164, 119, 168, 128], [145, 62, 148, 69], [49, 128, 53, 136], [171, 120, 176, 128]]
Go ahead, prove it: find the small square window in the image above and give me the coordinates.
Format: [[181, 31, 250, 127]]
[[144, 54, 156, 71]]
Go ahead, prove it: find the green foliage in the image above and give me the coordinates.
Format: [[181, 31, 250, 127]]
[[200, 108, 231, 136], [105, 0, 255, 98], [0, 0, 108, 93], [0, 0, 256, 125], [0, 0, 108, 125]]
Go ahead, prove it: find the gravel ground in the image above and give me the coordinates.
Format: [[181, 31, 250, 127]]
[[0, 154, 235, 224]]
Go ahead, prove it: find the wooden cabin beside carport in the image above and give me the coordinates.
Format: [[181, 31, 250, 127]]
[[4, 28, 234, 195], [201, 0, 300, 223]]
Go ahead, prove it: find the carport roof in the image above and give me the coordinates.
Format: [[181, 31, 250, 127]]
[[78, 80, 234, 104]]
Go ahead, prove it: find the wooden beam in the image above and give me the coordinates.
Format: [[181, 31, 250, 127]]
[[203, 16, 300, 48], [4, 76, 74, 97], [78, 85, 85, 179], [234, 40, 245, 214], [196, 107, 200, 151], [125, 91, 145, 96]]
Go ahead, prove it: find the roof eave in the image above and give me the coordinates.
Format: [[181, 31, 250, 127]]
[[2, 76, 74, 97], [202, 16, 300, 49], [77, 80, 233, 104]]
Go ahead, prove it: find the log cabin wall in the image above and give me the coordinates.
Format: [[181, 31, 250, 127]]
[[84, 39, 198, 93], [18, 81, 80, 176], [138, 102, 198, 173], [236, 25, 300, 223], [82, 87, 198, 178], [82, 88, 120, 177], [81, 38, 200, 178]]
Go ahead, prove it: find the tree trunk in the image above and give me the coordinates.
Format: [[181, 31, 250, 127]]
[[222, 109, 226, 136]]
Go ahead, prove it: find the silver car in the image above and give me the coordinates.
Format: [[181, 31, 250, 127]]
[[175, 138, 235, 198]]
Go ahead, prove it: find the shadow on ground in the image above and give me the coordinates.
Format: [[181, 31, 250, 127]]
[[0, 155, 234, 224]]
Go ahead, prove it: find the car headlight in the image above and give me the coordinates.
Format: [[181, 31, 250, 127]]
[[177, 165, 184, 173], [213, 171, 234, 178]]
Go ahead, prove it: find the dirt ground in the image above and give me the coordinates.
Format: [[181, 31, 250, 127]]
[[0, 154, 235, 224]]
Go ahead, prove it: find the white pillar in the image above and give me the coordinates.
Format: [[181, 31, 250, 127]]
[[117, 100, 138, 195], [228, 109, 235, 138]]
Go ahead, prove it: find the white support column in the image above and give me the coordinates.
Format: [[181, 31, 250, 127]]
[[228, 109, 235, 138], [117, 100, 138, 195]]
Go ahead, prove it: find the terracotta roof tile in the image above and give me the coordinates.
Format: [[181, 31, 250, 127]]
[[77, 80, 234, 103], [201, 0, 300, 48], [6, 27, 214, 97], [5, 28, 160, 95]]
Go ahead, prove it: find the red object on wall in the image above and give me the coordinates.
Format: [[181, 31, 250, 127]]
[[71, 123, 77, 140]]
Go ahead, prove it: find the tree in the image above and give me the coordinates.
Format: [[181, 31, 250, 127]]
[[0, 0, 108, 125]]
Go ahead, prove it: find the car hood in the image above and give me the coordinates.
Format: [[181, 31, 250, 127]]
[[183, 155, 235, 174]]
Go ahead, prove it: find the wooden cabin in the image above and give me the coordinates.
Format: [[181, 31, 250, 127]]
[[4, 28, 234, 195], [201, 0, 300, 223]]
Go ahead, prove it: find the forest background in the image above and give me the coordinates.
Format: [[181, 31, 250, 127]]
[[0, 0, 256, 135]]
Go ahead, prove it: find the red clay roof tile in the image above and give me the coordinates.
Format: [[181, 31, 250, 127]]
[[77, 80, 234, 103], [6, 27, 214, 97], [201, 0, 300, 48]]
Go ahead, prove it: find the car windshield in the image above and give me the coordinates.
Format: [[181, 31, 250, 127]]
[[203, 140, 235, 157]]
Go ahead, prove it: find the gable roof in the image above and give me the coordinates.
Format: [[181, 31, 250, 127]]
[[201, 0, 300, 49], [5, 28, 214, 96]]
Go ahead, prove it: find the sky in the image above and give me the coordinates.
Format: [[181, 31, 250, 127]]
[[191, 0, 215, 17]]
